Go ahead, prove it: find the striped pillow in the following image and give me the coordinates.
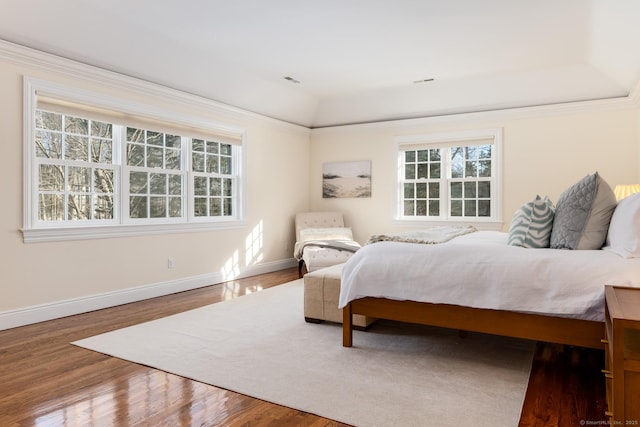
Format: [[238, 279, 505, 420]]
[[508, 195, 555, 248]]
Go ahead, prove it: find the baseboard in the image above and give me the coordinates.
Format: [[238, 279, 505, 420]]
[[0, 258, 297, 331]]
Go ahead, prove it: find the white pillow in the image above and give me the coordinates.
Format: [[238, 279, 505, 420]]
[[605, 192, 640, 258], [299, 227, 353, 242]]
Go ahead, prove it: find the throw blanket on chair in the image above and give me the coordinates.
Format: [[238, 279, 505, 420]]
[[294, 240, 361, 260], [366, 225, 477, 245]]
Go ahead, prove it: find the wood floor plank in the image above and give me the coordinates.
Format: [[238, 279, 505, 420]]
[[0, 267, 606, 426]]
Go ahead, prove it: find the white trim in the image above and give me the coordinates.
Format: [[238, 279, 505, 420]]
[[392, 218, 504, 231], [311, 96, 637, 133], [0, 258, 297, 331], [34, 79, 248, 141], [21, 220, 248, 243], [23, 77, 249, 241], [26, 77, 248, 145], [1, 39, 308, 133], [23, 77, 37, 233], [394, 128, 503, 223], [3, 39, 635, 135], [4, 38, 633, 134], [395, 128, 502, 146]]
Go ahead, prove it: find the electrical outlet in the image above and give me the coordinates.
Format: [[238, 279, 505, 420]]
[[167, 258, 174, 269]]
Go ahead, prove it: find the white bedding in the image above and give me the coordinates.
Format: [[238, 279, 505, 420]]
[[339, 231, 640, 321]]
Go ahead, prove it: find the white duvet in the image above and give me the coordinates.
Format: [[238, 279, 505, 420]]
[[339, 231, 640, 321]]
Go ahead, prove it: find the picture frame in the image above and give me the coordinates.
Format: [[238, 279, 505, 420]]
[[322, 160, 371, 198]]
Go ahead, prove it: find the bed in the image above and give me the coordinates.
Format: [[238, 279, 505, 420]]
[[340, 173, 640, 349], [341, 231, 640, 348]]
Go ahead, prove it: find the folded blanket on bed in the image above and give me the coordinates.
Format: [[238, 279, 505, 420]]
[[366, 225, 477, 245], [294, 240, 361, 260]]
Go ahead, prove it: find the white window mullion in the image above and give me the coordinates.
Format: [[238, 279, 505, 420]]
[[232, 144, 242, 220], [119, 125, 131, 224], [112, 124, 123, 224], [443, 147, 452, 220], [183, 136, 191, 221], [30, 157, 40, 227]]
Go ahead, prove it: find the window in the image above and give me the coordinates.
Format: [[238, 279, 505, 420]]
[[24, 78, 245, 242], [396, 129, 502, 225], [125, 128, 184, 220], [35, 111, 117, 223], [191, 139, 235, 218]]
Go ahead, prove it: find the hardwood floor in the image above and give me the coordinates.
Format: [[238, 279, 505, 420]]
[[520, 343, 607, 426], [0, 267, 607, 426]]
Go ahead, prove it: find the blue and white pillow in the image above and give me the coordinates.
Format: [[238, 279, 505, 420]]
[[508, 195, 555, 248]]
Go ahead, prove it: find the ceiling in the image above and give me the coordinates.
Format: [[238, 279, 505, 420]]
[[1, 0, 639, 128]]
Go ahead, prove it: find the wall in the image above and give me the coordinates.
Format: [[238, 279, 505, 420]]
[[2, 42, 639, 330], [310, 103, 640, 244], [0, 43, 310, 328]]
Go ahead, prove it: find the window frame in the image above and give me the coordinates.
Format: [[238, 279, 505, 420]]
[[189, 138, 241, 222], [23, 77, 247, 243], [394, 129, 503, 229], [122, 129, 188, 224], [33, 111, 121, 226]]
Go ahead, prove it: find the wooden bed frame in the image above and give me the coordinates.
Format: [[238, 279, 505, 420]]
[[342, 297, 605, 349]]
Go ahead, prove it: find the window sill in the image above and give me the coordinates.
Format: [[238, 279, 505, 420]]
[[21, 220, 247, 243], [393, 218, 504, 231]]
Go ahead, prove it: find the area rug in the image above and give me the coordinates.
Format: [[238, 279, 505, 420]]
[[73, 279, 534, 427]]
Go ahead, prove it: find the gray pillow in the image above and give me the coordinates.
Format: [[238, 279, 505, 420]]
[[508, 195, 555, 248], [550, 172, 617, 250]]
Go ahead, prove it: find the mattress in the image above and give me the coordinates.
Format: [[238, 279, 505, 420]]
[[339, 231, 640, 321]]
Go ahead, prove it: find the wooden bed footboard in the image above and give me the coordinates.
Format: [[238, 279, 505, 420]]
[[342, 297, 605, 349]]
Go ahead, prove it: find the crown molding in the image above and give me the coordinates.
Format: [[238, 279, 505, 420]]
[[0, 38, 309, 134], [311, 95, 637, 134], [2, 38, 636, 135]]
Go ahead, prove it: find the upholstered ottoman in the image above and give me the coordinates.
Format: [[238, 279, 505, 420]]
[[304, 263, 375, 328]]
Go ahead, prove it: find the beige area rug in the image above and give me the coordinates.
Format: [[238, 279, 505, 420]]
[[73, 279, 534, 427]]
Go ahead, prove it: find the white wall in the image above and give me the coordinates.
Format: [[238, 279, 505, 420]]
[[0, 44, 310, 328], [2, 41, 639, 330], [310, 103, 640, 244]]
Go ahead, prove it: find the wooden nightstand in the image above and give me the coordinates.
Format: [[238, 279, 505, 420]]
[[603, 285, 640, 424]]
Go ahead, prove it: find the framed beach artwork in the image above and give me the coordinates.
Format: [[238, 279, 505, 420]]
[[322, 160, 371, 198]]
